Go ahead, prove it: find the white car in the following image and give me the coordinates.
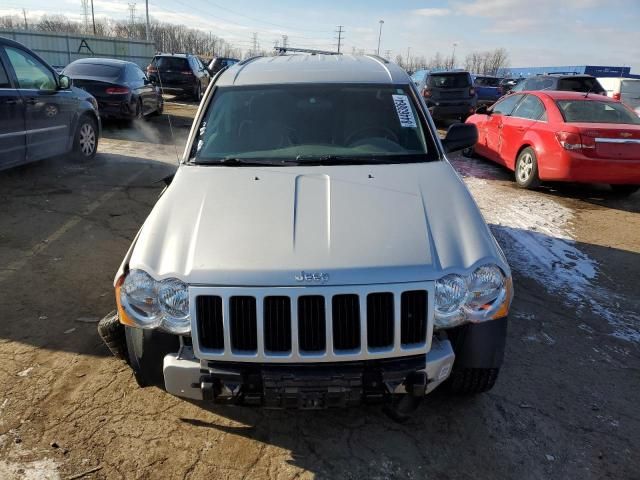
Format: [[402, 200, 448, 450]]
[[101, 53, 513, 420], [598, 77, 640, 116]]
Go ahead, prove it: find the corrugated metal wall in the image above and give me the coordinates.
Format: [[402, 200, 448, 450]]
[[0, 29, 155, 68]]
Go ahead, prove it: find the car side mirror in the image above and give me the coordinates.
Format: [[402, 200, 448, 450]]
[[442, 123, 478, 154], [475, 104, 490, 115], [58, 74, 71, 89], [144, 78, 151, 85]]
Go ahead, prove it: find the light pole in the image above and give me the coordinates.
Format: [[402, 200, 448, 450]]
[[377, 20, 384, 55], [451, 42, 458, 69]]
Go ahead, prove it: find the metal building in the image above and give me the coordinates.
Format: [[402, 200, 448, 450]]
[[497, 65, 639, 79], [0, 29, 155, 69]]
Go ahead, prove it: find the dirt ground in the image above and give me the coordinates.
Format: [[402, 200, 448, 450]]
[[1, 99, 639, 480]]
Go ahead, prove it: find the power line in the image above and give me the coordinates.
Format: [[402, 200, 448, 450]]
[[335, 25, 344, 54]]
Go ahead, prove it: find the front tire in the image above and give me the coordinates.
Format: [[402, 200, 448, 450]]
[[72, 115, 98, 161], [515, 147, 540, 189]]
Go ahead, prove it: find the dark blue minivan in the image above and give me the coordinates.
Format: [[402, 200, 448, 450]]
[[0, 36, 101, 171]]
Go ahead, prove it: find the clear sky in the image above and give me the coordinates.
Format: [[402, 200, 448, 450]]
[[2, 0, 639, 71]]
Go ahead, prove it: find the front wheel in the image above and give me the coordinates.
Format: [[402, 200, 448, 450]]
[[72, 115, 98, 161], [514, 147, 540, 189]]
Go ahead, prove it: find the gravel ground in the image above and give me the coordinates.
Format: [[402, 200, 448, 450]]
[[0, 99, 638, 480]]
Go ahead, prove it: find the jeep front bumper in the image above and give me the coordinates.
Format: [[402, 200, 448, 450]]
[[163, 336, 455, 406]]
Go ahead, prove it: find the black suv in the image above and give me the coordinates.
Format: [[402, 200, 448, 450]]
[[208, 57, 239, 76], [0, 36, 101, 171], [416, 71, 478, 121], [511, 74, 606, 95], [146, 53, 210, 101]]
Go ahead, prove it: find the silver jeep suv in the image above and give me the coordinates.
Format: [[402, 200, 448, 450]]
[[104, 53, 512, 419]]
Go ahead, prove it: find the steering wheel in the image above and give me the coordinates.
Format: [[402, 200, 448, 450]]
[[345, 126, 399, 146]]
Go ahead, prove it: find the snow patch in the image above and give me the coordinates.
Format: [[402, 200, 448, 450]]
[[461, 174, 640, 343], [0, 459, 60, 480]]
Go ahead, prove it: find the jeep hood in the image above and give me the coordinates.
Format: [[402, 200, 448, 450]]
[[127, 161, 508, 286]]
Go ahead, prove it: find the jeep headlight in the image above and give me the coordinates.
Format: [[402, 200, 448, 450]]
[[434, 264, 512, 330], [117, 269, 191, 334]]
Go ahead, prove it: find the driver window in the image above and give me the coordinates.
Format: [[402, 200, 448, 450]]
[[5, 47, 56, 90]]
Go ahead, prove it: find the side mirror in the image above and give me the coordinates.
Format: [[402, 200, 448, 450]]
[[144, 78, 151, 85], [442, 123, 478, 154], [475, 104, 490, 115], [58, 74, 71, 89]]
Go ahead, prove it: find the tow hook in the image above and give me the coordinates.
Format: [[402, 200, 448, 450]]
[[383, 371, 427, 423]]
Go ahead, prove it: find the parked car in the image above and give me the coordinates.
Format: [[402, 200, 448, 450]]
[[0, 36, 100, 171], [465, 91, 640, 195], [146, 53, 210, 101], [598, 77, 640, 117], [473, 75, 503, 105], [415, 70, 477, 121], [208, 56, 239, 76], [499, 77, 524, 95], [510, 74, 606, 96], [63, 58, 163, 120], [100, 54, 514, 420]]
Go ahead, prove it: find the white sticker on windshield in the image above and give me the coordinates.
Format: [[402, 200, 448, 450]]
[[392, 94, 417, 128]]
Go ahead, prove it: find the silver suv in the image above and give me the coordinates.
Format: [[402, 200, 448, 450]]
[[103, 54, 513, 420]]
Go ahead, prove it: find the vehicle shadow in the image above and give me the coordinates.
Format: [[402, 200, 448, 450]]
[[0, 153, 175, 358]]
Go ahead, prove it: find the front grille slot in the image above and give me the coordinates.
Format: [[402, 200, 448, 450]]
[[298, 295, 326, 352], [367, 292, 394, 348], [230, 296, 257, 352], [401, 290, 427, 345], [332, 294, 361, 351], [263, 296, 291, 352], [196, 295, 224, 350]]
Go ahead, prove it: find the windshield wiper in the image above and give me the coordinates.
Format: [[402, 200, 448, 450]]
[[200, 157, 294, 166], [294, 154, 427, 165]]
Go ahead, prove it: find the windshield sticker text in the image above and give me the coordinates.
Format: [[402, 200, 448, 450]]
[[392, 95, 417, 128]]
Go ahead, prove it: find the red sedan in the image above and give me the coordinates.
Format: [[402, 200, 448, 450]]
[[465, 91, 640, 194]]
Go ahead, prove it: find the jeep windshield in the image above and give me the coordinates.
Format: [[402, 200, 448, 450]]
[[190, 84, 436, 165]]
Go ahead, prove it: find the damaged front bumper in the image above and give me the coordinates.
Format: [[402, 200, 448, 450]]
[[163, 336, 455, 407]]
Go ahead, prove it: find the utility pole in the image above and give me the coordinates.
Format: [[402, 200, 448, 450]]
[[335, 25, 344, 54], [81, 0, 89, 33], [91, 0, 96, 35], [451, 42, 458, 69], [128, 3, 136, 38], [251, 32, 259, 56], [376, 20, 384, 55], [22, 9, 27, 30], [145, 0, 150, 41]]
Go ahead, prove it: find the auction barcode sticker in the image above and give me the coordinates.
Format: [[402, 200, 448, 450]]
[[392, 95, 417, 128]]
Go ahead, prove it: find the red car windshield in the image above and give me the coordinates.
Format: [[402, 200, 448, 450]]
[[556, 100, 640, 125]]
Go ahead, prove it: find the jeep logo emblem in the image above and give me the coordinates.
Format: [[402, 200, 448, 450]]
[[295, 271, 330, 283]]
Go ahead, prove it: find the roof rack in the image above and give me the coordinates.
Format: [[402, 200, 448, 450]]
[[274, 47, 341, 55], [365, 54, 389, 64]]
